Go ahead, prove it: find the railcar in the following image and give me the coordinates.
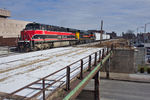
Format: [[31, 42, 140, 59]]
[[18, 22, 95, 52], [77, 30, 95, 43]]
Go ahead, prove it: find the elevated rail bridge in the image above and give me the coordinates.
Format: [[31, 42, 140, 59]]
[[0, 45, 113, 100]]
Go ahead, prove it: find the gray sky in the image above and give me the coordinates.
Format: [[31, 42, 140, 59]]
[[1, 0, 150, 34]]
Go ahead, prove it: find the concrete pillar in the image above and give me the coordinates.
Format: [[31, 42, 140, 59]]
[[106, 58, 110, 79]]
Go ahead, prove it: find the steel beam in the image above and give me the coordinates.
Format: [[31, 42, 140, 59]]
[[66, 66, 70, 91], [63, 51, 112, 100], [94, 71, 100, 100]]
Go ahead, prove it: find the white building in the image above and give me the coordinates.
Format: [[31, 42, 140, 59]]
[[95, 32, 110, 40]]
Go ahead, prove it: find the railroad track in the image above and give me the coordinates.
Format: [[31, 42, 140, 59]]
[[0, 47, 112, 100], [0, 47, 101, 94]]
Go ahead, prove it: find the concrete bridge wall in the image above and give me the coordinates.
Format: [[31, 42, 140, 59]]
[[110, 49, 135, 73]]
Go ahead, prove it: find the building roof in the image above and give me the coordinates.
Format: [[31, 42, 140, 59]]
[[0, 9, 11, 18]]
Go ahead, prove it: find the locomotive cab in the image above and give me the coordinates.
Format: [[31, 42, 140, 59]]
[[18, 31, 33, 52]]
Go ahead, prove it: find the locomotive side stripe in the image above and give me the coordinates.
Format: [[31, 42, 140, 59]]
[[33, 38, 76, 41]]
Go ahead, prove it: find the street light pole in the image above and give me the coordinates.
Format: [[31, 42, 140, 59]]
[[144, 23, 150, 33]]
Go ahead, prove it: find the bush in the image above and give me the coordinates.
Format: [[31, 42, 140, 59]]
[[147, 68, 150, 74], [140, 67, 144, 73]]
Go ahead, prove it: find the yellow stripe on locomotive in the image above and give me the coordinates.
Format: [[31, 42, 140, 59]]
[[75, 32, 80, 40]]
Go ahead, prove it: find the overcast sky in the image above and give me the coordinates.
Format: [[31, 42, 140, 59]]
[[1, 0, 150, 34]]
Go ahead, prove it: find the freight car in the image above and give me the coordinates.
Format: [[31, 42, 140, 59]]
[[18, 22, 95, 52]]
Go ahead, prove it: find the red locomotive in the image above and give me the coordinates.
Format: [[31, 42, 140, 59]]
[[18, 23, 95, 52]]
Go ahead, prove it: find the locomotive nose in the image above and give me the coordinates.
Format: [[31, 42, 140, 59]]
[[23, 32, 30, 40]]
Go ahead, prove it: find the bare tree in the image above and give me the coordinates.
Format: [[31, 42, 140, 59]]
[[126, 30, 134, 34]]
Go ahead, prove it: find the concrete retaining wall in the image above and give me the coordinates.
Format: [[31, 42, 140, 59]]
[[110, 49, 135, 73], [134, 47, 145, 72]]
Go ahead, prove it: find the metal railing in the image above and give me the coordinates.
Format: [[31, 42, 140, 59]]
[[5, 46, 112, 100]]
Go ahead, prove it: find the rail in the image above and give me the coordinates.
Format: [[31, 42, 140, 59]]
[[4, 45, 113, 100]]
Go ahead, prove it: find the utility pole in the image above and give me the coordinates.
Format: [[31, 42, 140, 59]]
[[144, 24, 146, 33], [100, 20, 103, 43]]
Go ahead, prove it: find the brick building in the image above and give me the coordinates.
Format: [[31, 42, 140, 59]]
[[0, 9, 31, 46]]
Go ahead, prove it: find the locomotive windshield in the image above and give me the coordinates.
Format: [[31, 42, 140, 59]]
[[25, 23, 40, 30]]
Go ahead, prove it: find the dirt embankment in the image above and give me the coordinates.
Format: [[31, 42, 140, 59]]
[[89, 39, 134, 49]]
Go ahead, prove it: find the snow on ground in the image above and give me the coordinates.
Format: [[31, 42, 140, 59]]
[[0, 47, 102, 95]]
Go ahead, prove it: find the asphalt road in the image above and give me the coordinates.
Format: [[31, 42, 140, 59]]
[[76, 79, 150, 100]]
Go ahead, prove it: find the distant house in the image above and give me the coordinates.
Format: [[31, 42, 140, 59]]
[[106, 31, 117, 39], [88, 30, 110, 40]]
